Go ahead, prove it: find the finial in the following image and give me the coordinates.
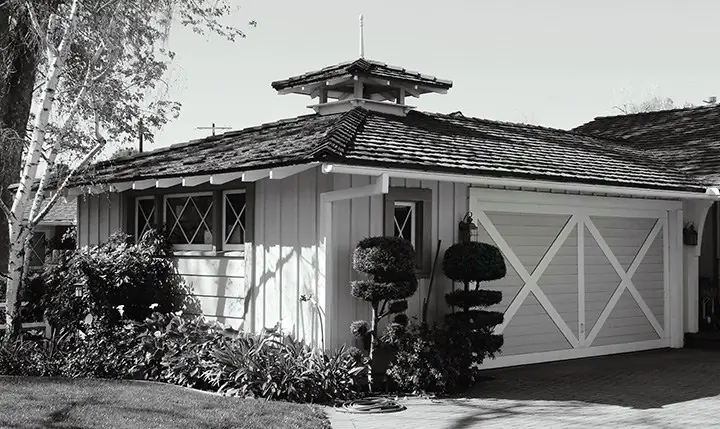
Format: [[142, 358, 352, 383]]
[[359, 14, 365, 58]]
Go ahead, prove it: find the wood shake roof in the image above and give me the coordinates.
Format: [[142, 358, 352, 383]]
[[574, 105, 720, 186], [73, 108, 706, 193]]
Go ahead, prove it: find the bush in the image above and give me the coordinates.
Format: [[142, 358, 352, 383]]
[[387, 321, 460, 393], [0, 312, 367, 405], [41, 229, 190, 329], [207, 333, 366, 403]]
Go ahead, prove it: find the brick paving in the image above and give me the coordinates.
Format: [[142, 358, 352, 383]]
[[329, 349, 720, 428]]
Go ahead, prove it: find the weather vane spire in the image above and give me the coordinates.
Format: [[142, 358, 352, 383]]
[[359, 14, 365, 58]]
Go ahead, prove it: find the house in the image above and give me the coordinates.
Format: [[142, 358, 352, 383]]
[[61, 57, 719, 369], [24, 196, 76, 269]]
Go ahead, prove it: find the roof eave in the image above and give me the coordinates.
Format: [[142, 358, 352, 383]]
[[320, 162, 713, 200]]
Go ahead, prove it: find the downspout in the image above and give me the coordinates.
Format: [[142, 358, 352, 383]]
[[318, 172, 389, 349]]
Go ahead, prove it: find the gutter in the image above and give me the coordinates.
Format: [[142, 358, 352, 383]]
[[321, 163, 717, 200]]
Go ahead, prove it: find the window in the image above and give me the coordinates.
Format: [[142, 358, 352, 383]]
[[164, 193, 215, 250], [223, 190, 247, 250], [393, 202, 417, 247], [135, 196, 156, 240], [28, 232, 47, 268], [384, 187, 432, 277]]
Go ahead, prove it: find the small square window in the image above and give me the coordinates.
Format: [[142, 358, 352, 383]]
[[135, 197, 156, 240], [223, 191, 247, 250], [164, 193, 214, 250], [384, 187, 432, 277]]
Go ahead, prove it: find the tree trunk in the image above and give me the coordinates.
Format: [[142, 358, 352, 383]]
[[0, 4, 39, 288], [4, 0, 80, 342]]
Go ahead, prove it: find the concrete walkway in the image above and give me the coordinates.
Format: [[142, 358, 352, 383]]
[[329, 349, 720, 428]]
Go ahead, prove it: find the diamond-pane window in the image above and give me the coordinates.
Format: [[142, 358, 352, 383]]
[[165, 194, 214, 249], [393, 202, 416, 246], [29, 232, 46, 267], [136, 197, 156, 239], [223, 191, 246, 249]]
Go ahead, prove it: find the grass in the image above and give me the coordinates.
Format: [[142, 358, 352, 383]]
[[0, 376, 330, 429]]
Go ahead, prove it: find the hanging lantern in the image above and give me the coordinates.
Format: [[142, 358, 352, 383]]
[[458, 212, 478, 244], [683, 222, 698, 246]]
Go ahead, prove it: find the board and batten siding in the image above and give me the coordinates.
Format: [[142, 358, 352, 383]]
[[251, 167, 331, 344], [322, 175, 469, 349], [76, 193, 248, 329]]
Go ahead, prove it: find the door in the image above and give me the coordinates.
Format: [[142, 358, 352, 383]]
[[469, 188, 681, 368]]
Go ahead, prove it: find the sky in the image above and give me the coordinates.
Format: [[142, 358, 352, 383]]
[[148, 0, 720, 150]]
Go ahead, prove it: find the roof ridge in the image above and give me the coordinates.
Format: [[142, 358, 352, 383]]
[[423, 110, 636, 143], [311, 107, 369, 158], [590, 103, 720, 121]]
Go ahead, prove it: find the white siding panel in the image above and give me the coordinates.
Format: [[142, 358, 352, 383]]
[[262, 179, 282, 331], [280, 174, 299, 337], [297, 168, 318, 344], [183, 274, 245, 298]]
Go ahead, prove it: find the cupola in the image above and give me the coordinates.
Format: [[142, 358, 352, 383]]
[[270, 16, 453, 116]]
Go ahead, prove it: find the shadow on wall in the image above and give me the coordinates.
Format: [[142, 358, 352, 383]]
[[465, 349, 720, 410]]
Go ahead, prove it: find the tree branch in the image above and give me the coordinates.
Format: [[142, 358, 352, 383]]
[[31, 116, 106, 227], [0, 194, 15, 224], [24, 1, 52, 54], [44, 10, 60, 58]]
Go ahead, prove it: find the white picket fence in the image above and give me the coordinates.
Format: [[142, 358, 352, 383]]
[[0, 301, 51, 337]]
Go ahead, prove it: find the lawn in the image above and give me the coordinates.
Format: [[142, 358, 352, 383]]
[[0, 376, 330, 429]]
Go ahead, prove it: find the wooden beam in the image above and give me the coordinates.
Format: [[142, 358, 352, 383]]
[[241, 170, 269, 182], [110, 182, 133, 192], [156, 178, 182, 188], [269, 164, 317, 180], [182, 176, 210, 187], [67, 188, 83, 198], [132, 179, 156, 190], [397, 88, 406, 104], [353, 79, 364, 98], [210, 171, 244, 185]]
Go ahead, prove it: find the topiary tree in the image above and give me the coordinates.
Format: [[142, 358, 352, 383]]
[[442, 213, 506, 388], [350, 236, 418, 391]]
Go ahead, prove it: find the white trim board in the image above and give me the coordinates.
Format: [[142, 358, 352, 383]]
[[479, 339, 670, 370], [470, 187, 682, 212]]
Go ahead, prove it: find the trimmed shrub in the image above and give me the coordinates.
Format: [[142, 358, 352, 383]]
[[442, 242, 506, 285], [349, 236, 418, 391], [441, 236, 506, 389]]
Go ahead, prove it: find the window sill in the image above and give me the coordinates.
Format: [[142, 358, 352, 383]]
[[173, 250, 246, 258]]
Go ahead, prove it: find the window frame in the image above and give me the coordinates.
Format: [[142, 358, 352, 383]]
[[384, 187, 433, 278], [28, 231, 47, 269], [163, 191, 216, 251], [135, 196, 156, 241], [222, 189, 248, 251]]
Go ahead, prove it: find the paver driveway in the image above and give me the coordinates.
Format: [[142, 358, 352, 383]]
[[329, 349, 720, 428]]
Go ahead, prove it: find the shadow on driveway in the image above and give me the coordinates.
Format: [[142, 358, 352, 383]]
[[465, 348, 720, 410]]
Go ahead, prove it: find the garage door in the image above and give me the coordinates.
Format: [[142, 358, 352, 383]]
[[469, 188, 682, 369]]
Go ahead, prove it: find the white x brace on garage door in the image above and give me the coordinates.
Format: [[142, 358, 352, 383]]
[[469, 188, 684, 369]]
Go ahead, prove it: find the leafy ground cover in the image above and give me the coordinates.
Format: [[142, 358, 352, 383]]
[[0, 376, 330, 429]]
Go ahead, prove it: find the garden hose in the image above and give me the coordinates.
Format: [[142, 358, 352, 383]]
[[337, 396, 407, 414]]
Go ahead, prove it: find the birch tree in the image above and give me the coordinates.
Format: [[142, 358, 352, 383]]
[[2, 0, 254, 341]]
